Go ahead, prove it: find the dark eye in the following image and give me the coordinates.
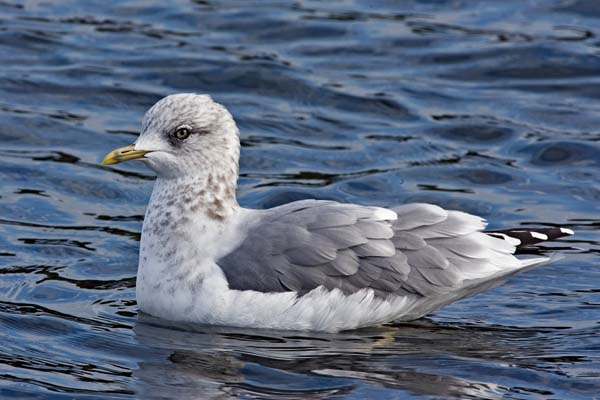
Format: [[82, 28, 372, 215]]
[[173, 127, 191, 140]]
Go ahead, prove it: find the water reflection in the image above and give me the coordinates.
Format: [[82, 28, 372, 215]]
[[132, 316, 600, 399]]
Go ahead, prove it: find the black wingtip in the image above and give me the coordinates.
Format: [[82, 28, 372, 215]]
[[487, 227, 574, 248]]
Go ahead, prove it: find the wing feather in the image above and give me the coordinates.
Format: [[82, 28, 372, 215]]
[[315, 226, 369, 248], [353, 239, 396, 257], [218, 201, 521, 303], [322, 249, 360, 276]]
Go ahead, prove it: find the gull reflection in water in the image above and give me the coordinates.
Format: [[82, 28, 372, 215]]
[[131, 315, 555, 399]]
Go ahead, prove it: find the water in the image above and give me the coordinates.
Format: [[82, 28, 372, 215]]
[[0, 0, 598, 398]]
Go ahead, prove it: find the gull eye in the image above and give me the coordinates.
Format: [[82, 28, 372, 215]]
[[173, 126, 191, 141]]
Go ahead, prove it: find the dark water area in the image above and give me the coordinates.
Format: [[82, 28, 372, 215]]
[[0, 0, 599, 398]]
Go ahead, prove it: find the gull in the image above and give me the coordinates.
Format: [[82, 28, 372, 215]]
[[102, 94, 574, 332]]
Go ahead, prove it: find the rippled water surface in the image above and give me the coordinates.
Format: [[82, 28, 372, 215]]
[[0, 0, 599, 398]]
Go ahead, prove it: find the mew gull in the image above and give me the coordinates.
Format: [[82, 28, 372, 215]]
[[102, 93, 574, 332]]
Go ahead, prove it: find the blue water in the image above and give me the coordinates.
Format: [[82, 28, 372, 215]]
[[0, 1, 599, 398]]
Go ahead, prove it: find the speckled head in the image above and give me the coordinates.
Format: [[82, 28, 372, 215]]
[[133, 93, 241, 179]]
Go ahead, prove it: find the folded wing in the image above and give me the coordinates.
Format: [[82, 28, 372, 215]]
[[218, 200, 523, 299]]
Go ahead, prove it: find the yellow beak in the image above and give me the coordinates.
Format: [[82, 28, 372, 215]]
[[102, 145, 150, 165]]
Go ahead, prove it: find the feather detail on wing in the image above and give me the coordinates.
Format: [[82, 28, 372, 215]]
[[218, 200, 531, 300]]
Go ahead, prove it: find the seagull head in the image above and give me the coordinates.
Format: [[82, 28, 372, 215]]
[[102, 93, 240, 179]]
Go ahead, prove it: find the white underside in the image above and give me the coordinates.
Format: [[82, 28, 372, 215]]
[[137, 257, 548, 333], [137, 180, 551, 332]]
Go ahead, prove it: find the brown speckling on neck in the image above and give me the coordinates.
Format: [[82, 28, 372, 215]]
[[187, 171, 238, 221], [144, 169, 239, 241], [206, 208, 225, 221]]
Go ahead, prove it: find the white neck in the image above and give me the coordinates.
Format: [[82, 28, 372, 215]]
[[137, 167, 242, 294]]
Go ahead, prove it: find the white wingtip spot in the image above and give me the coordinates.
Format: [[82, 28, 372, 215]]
[[560, 228, 574, 235], [530, 232, 548, 240]]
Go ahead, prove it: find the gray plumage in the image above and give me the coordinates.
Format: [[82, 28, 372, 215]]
[[218, 200, 515, 300]]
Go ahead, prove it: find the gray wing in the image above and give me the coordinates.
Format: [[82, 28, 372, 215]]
[[218, 200, 518, 298]]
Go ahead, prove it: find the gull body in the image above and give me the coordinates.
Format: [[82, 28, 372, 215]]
[[103, 94, 572, 332]]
